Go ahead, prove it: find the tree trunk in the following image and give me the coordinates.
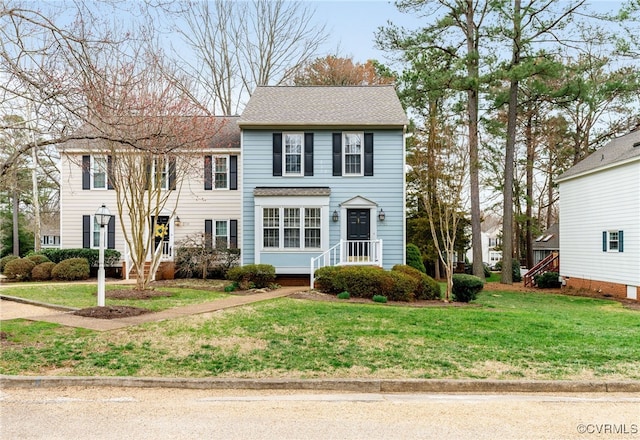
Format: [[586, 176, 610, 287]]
[[525, 115, 534, 269]]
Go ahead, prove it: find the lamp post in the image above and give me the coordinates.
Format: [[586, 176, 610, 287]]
[[95, 204, 112, 307]]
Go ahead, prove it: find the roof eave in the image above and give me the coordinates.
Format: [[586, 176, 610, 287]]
[[556, 156, 640, 183]]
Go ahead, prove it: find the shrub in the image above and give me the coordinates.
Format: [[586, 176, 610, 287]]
[[226, 264, 276, 289], [535, 271, 561, 288], [452, 274, 484, 302], [406, 243, 426, 273], [493, 259, 523, 282], [387, 271, 417, 301], [332, 266, 393, 299], [0, 255, 19, 274], [392, 264, 441, 300], [38, 248, 120, 266], [372, 295, 388, 303], [337, 291, 350, 299], [27, 254, 51, 265], [313, 266, 344, 293], [3, 258, 36, 280], [32, 262, 56, 281], [51, 258, 90, 281]]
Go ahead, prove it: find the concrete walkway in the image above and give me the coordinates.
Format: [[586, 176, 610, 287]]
[[0, 286, 303, 332]]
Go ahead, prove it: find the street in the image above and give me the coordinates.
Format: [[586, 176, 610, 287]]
[[1, 387, 639, 439]]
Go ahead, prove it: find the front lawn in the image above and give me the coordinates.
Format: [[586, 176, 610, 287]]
[[1, 287, 638, 380]]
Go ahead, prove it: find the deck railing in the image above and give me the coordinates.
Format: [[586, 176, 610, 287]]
[[523, 252, 559, 287]]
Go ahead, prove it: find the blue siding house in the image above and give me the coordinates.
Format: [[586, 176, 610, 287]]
[[238, 86, 408, 283]]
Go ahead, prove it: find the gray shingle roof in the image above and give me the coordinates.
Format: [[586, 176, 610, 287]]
[[238, 86, 408, 128], [557, 129, 640, 182]]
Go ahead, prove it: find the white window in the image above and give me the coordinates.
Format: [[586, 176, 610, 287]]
[[284, 133, 303, 175], [92, 156, 108, 189], [92, 216, 102, 248], [608, 231, 619, 251], [343, 132, 363, 175], [215, 220, 229, 248], [152, 158, 169, 190], [263, 208, 280, 248], [213, 156, 229, 189], [263, 207, 322, 250]]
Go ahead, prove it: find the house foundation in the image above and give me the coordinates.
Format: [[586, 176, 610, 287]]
[[563, 277, 638, 300]]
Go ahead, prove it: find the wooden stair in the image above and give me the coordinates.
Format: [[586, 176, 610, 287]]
[[523, 252, 559, 287]]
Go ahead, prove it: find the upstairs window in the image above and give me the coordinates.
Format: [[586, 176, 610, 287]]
[[343, 132, 363, 175], [92, 156, 108, 189], [214, 156, 228, 189], [284, 133, 303, 175], [152, 158, 169, 190]]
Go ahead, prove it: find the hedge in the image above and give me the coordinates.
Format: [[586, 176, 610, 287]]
[[51, 258, 90, 281], [37, 248, 121, 267]]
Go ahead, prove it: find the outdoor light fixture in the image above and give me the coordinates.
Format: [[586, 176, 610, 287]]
[[378, 209, 386, 222], [174, 216, 181, 226], [332, 210, 339, 222], [95, 204, 112, 307]]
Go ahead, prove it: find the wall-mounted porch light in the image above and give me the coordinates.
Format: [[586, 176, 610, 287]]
[[378, 209, 386, 222], [174, 216, 182, 226], [332, 210, 339, 222]]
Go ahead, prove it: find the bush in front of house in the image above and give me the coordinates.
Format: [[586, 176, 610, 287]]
[[535, 271, 561, 288], [452, 274, 484, 302], [406, 243, 426, 273], [27, 254, 51, 265], [3, 258, 36, 280], [313, 266, 344, 293], [38, 248, 121, 267], [0, 255, 19, 274], [31, 262, 56, 281], [51, 258, 90, 281], [392, 264, 441, 300], [226, 264, 276, 289], [332, 266, 394, 299], [387, 270, 418, 301]]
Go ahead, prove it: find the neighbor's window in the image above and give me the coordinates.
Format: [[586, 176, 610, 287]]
[[92, 156, 108, 189], [215, 220, 228, 248], [92, 216, 102, 248], [152, 158, 169, 190], [213, 156, 229, 189], [608, 231, 619, 251], [343, 132, 363, 175], [284, 133, 303, 175]]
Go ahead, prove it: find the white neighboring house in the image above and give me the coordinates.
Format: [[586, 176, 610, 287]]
[[556, 128, 640, 301], [465, 214, 502, 268], [57, 116, 241, 279]]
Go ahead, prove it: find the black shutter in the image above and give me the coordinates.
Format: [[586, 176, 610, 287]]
[[332, 133, 342, 176], [204, 156, 212, 190], [107, 216, 115, 249], [82, 155, 90, 190], [619, 230, 624, 252], [107, 155, 114, 190], [230, 219, 238, 248], [83, 215, 91, 248], [230, 155, 238, 190], [273, 133, 282, 176], [304, 133, 314, 176], [145, 159, 152, 190], [602, 231, 607, 252], [364, 132, 374, 176], [204, 219, 213, 249], [169, 158, 176, 190]]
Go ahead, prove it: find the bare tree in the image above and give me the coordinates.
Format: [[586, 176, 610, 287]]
[[173, 0, 328, 114]]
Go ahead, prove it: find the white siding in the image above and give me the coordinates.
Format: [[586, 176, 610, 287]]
[[59, 151, 242, 259], [559, 160, 640, 285]]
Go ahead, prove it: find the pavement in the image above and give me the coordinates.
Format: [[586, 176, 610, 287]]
[[2, 280, 640, 394]]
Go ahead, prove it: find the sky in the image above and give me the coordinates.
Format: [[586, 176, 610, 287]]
[[308, 0, 629, 64]]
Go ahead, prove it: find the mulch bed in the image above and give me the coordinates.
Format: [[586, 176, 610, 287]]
[[73, 305, 152, 319]]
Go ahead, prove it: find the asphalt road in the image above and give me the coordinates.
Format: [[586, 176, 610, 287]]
[[1, 387, 639, 439]]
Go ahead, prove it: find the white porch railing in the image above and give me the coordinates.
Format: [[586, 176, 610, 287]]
[[310, 239, 383, 288]]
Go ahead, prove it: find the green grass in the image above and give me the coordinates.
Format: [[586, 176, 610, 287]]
[[1, 287, 639, 380], [0, 283, 230, 311]]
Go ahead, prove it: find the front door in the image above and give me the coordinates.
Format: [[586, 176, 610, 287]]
[[347, 209, 370, 259], [151, 215, 170, 255]]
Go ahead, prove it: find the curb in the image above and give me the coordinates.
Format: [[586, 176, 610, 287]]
[[2, 375, 640, 393]]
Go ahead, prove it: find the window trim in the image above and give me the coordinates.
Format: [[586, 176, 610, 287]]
[[603, 230, 624, 253], [342, 132, 364, 176], [212, 155, 230, 190], [91, 155, 108, 190], [283, 132, 304, 176], [261, 206, 323, 251]]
